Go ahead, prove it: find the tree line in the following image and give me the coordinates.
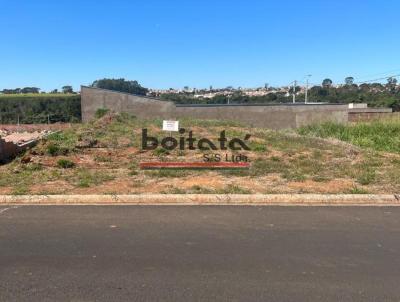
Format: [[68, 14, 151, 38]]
[[0, 94, 81, 124], [91, 78, 148, 95], [1, 86, 76, 94], [0, 78, 147, 124]]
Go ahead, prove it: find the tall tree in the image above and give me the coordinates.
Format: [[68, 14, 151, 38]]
[[386, 77, 398, 92], [20, 87, 40, 93], [322, 78, 333, 88], [62, 86, 74, 94], [387, 77, 398, 87], [92, 78, 148, 95], [345, 77, 354, 85]]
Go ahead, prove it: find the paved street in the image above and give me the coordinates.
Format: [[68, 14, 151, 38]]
[[0, 205, 399, 301]]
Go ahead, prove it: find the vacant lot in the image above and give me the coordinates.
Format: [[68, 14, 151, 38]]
[[0, 113, 399, 195]]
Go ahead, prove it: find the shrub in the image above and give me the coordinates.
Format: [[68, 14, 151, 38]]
[[47, 131, 78, 151], [153, 148, 169, 156], [57, 159, 75, 169], [73, 168, 115, 188], [357, 169, 376, 185], [47, 143, 61, 156], [95, 108, 110, 118]]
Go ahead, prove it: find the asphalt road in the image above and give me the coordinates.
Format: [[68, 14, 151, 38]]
[[0, 205, 399, 302]]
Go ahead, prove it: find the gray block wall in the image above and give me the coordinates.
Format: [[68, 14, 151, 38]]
[[81, 86, 349, 129], [174, 104, 348, 129], [81, 86, 175, 122]]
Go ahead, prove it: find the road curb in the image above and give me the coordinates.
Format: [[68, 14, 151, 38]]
[[0, 194, 399, 206]]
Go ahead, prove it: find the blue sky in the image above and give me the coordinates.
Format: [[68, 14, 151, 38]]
[[0, 0, 399, 91]]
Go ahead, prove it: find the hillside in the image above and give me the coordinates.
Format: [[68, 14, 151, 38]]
[[0, 94, 81, 123]]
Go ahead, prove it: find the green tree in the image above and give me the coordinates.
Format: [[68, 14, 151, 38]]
[[92, 78, 148, 95], [387, 77, 398, 86], [62, 86, 74, 94], [322, 79, 333, 88], [21, 87, 40, 94], [288, 86, 301, 94], [345, 77, 354, 85], [386, 77, 398, 92]]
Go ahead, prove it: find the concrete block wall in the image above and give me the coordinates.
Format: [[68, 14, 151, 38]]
[[174, 104, 349, 129], [81, 86, 175, 122], [81, 86, 350, 129], [348, 108, 393, 122]]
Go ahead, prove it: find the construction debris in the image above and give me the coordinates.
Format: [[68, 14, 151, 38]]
[[0, 129, 52, 163]]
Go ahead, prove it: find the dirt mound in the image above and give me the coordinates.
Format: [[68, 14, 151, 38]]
[[93, 112, 120, 127]]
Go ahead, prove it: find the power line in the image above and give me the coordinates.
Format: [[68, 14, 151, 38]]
[[353, 68, 400, 81], [297, 74, 399, 87], [355, 74, 400, 84]]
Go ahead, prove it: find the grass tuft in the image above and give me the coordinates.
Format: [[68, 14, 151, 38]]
[[57, 159, 75, 169]]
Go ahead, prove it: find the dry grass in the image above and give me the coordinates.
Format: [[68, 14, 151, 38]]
[[1, 113, 399, 195]]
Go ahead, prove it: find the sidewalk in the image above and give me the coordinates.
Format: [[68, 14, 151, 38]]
[[1, 194, 399, 206]]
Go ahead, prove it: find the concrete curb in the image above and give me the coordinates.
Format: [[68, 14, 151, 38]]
[[0, 194, 399, 206]]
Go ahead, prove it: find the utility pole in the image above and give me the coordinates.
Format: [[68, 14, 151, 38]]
[[292, 81, 297, 103], [305, 74, 311, 104]]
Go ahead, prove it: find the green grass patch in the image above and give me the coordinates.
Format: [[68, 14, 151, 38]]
[[217, 184, 252, 194], [57, 159, 75, 169], [346, 186, 370, 194], [0, 162, 61, 194], [250, 157, 287, 176], [128, 161, 139, 175], [95, 108, 110, 118], [298, 120, 400, 153], [179, 117, 244, 128], [72, 168, 115, 188], [153, 148, 169, 157], [250, 142, 268, 152], [46, 130, 79, 153], [145, 169, 190, 178]]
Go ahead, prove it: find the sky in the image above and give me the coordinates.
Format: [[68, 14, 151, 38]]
[[0, 0, 399, 92]]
